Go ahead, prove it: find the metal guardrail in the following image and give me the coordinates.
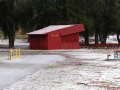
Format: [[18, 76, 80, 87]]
[[80, 44, 120, 49]]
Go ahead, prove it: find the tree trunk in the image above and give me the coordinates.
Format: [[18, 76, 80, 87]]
[[8, 18, 15, 48], [104, 29, 108, 44], [9, 35, 15, 48], [85, 29, 89, 44], [117, 30, 120, 44], [95, 29, 99, 44]]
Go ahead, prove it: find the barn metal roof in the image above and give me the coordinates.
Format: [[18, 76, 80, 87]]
[[27, 25, 74, 35]]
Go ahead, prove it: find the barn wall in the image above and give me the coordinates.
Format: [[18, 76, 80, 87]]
[[37, 35, 48, 50], [28, 24, 84, 50], [61, 33, 79, 49], [48, 30, 61, 50], [29, 35, 38, 49], [61, 42, 79, 49], [60, 24, 84, 36], [61, 33, 79, 42], [29, 35, 48, 50]]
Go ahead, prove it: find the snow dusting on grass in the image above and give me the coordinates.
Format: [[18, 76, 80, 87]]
[[5, 67, 107, 90], [1, 36, 120, 90], [4, 49, 120, 90]]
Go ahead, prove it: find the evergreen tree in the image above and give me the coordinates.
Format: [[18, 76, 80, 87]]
[[0, 0, 20, 48]]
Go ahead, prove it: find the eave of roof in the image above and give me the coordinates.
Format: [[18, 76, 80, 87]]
[[27, 25, 74, 35]]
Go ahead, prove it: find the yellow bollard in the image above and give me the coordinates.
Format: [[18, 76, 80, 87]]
[[19, 48, 20, 58], [10, 48, 12, 60], [17, 48, 19, 59], [15, 48, 18, 59], [18, 48, 20, 59]]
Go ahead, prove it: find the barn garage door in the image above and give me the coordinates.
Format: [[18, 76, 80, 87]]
[[30, 35, 38, 49], [61, 33, 79, 49]]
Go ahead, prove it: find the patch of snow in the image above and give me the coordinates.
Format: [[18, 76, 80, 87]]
[[1, 36, 120, 90], [80, 35, 120, 44], [0, 54, 65, 90], [3, 49, 120, 90]]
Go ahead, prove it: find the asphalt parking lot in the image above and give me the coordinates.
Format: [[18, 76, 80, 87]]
[[0, 50, 64, 90]]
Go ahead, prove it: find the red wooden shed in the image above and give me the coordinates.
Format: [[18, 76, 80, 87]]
[[27, 24, 85, 50]]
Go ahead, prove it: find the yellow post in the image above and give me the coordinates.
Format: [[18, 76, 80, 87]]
[[19, 48, 20, 58], [15, 48, 18, 59], [10, 48, 12, 60], [18, 48, 20, 58], [17, 48, 19, 59]]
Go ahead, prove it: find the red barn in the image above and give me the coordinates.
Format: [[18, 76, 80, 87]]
[[27, 24, 85, 50]]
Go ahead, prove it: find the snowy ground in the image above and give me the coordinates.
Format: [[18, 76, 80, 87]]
[[0, 52, 64, 90], [3, 49, 120, 90], [80, 34, 118, 44], [0, 35, 120, 90], [0, 39, 29, 49]]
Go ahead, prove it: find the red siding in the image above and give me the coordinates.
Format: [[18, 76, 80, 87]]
[[61, 33, 79, 49], [61, 42, 79, 49], [29, 35, 48, 50], [37, 35, 48, 50], [61, 33, 79, 42], [60, 24, 84, 36], [29, 35, 38, 49], [28, 24, 85, 50], [48, 30, 61, 50], [29, 32, 80, 50]]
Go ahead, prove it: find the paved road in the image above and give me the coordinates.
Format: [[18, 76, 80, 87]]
[[0, 54, 64, 90]]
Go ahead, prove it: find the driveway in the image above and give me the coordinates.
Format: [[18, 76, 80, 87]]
[[0, 53, 64, 90]]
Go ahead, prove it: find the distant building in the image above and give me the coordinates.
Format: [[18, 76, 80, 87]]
[[27, 24, 85, 50]]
